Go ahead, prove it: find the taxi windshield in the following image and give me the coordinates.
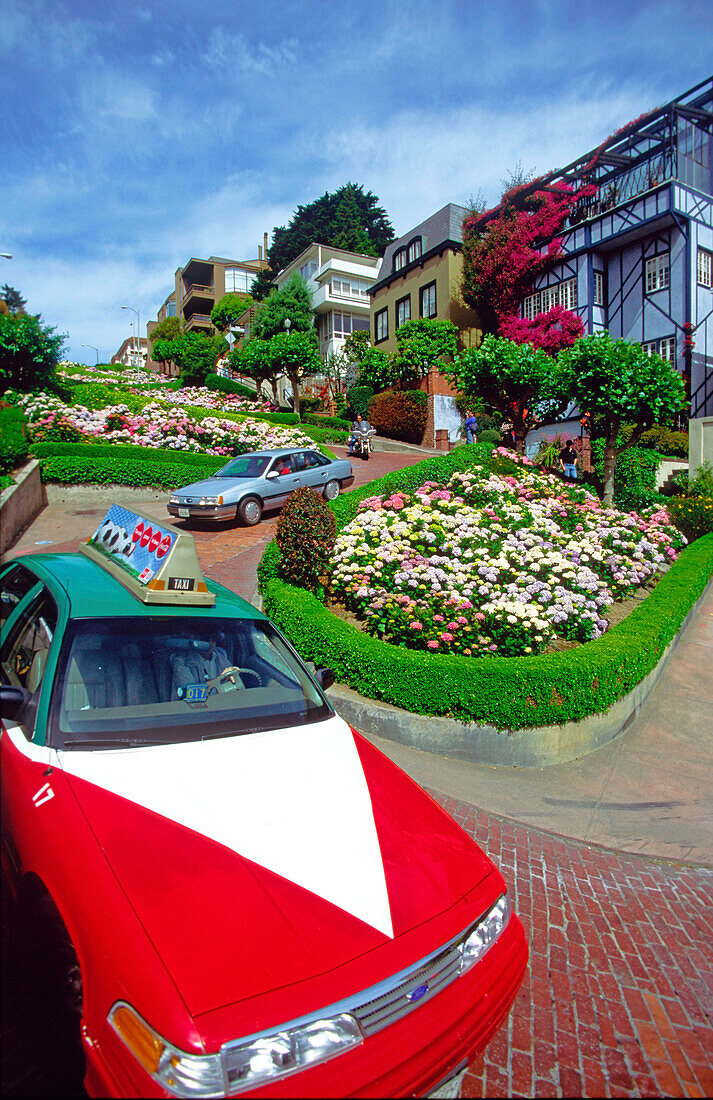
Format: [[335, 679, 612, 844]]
[[51, 617, 331, 750], [216, 455, 270, 478]]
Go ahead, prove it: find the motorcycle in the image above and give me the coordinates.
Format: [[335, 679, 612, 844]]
[[351, 429, 376, 461]]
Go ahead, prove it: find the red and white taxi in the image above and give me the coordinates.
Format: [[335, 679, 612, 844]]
[[1, 507, 528, 1098]]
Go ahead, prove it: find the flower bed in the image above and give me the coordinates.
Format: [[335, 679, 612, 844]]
[[13, 393, 314, 456], [331, 454, 684, 658], [258, 448, 713, 729]]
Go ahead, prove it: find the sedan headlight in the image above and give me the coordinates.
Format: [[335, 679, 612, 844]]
[[459, 893, 511, 973], [198, 496, 223, 506], [109, 1002, 362, 1098], [170, 496, 180, 504]]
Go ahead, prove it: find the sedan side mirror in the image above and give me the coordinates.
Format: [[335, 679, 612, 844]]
[[265, 470, 279, 480], [1, 684, 33, 720]]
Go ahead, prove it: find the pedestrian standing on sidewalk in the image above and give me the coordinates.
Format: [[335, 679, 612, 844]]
[[464, 410, 478, 445], [559, 439, 578, 480]]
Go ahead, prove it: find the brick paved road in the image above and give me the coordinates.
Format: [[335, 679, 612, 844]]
[[431, 792, 713, 1099]]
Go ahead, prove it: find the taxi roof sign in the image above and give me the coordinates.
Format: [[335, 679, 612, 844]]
[[79, 505, 215, 606]]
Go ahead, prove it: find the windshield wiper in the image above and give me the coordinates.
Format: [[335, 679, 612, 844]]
[[63, 737, 174, 749]]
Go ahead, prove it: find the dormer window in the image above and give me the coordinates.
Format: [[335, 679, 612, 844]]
[[408, 238, 422, 263], [394, 249, 406, 272]]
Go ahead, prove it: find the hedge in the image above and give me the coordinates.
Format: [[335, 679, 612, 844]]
[[304, 413, 352, 432], [258, 450, 713, 730], [0, 405, 29, 473], [29, 442, 226, 467], [205, 374, 259, 399], [36, 455, 223, 490]]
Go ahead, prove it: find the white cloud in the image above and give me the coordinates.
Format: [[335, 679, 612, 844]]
[[201, 28, 298, 76]]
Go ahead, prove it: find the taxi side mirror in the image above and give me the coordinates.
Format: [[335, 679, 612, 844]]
[[1, 684, 33, 720], [314, 667, 335, 691]]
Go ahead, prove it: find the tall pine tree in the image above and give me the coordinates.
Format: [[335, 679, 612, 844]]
[[253, 183, 394, 299]]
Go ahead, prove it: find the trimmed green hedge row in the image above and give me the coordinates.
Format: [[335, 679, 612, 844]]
[[0, 406, 29, 473], [258, 448, 713, 729], [37, 455, 223, 490], [30, 442, 224, 467], [304, 413, 352, 432]]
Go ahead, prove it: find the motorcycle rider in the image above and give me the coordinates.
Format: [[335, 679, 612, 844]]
[[348, 413, 373, 456]]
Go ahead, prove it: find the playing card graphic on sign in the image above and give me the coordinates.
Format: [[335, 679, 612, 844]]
[[89, 505, 176, 583]]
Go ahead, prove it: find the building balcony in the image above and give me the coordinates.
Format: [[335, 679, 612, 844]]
[[182, 282, 215, 308], [312, 283, 371, 313], [185, 314, 213, 332]]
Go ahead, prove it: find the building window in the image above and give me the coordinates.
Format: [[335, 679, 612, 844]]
[[323, 311, 370, 339], [331, 276, 369, 299], [396, 295, 411, 329], [300, 261, 318, 282], [645, 253, 669, 293], [407, 238, 422, 264], [166, 299, 177, 317], [594, 272, 604, 306], [697, 247, 712, 288], [375, 308, 388, 342], [393, 249, 406, 272], [420, 282, 437, 319], [522, 276, 577, 319], [643, 336, 676, 363], [225, 267, 254, 294]]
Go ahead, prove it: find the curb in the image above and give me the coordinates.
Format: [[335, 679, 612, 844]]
[[325, 580, 710, 768], [0, 460, 46, 556]]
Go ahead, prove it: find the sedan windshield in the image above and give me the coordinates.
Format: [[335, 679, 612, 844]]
[[217, 455, 270, 478], [51, 617, 331, 750]]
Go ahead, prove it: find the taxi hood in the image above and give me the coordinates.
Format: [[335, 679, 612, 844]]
[[61, 718, 492, 1018]]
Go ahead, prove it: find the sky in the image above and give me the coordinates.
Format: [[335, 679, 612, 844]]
[[1, 0, 711, 363]]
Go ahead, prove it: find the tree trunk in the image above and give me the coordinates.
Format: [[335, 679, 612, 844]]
[[289, 372, 300, 418], [602, 438, 617, 506]]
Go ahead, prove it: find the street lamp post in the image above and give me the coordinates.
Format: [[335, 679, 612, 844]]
[[121, 304, 141, 382], [283, 317, 293, 412], [81, 343, 99, 365]]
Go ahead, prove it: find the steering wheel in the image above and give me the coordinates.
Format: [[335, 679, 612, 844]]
[[204, 666, 263, 693]]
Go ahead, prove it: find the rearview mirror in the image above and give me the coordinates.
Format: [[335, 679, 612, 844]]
[[314, 667, 335, 691]]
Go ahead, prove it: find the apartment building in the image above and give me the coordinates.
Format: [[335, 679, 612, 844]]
[[111, 336, 148, 369], [273, 243, 381, 360], [493, 77, 713, 424], [368, 203, 481, 354]]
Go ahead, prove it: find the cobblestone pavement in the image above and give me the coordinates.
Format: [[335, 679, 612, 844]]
[[431, 792, 713, 1099]]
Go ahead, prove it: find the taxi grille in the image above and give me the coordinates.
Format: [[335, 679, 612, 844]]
[[351, 940, 463, 1036]]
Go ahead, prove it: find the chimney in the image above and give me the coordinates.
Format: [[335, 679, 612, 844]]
[[264, 232, 269, 258], [258, 244, 263, 260]]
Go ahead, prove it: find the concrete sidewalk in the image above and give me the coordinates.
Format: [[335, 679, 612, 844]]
[[5, 450, 713, 867]]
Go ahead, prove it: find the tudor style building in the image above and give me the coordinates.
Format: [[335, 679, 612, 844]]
[[493, 77, 713, 422]]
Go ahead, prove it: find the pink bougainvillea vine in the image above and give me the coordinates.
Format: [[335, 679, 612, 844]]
[[462, 180, 596, 351]]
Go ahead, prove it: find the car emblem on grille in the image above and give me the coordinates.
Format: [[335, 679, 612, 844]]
[[406, 983, 429, 1003]]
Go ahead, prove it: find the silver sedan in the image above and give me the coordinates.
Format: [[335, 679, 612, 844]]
[[167, 448, 354, 526]]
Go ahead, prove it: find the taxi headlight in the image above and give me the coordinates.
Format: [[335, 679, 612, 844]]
[[109, 1002, 362, 1098], [198, 496, 223, 506], [459, 893, 511, 973]]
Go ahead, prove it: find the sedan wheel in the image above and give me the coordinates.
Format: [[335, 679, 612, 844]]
[[238, 496, 262, 526], [323, 479, 340, 501]]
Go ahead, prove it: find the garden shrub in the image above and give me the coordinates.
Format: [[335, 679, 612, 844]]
[[304, 413, 352, 432], [368, 389, 427, 444], [346, 385, 374, 420], [67, 382, 146, 413], [620, 423, 688, 458], [276, 488, 336, 593], [591, 441, 662, 510], [30, 442, 226, 467], [478, 429, 501, 445], [666, 496, 713, 542], [0, 405, 29, 473], [205, 373, 259, 400]]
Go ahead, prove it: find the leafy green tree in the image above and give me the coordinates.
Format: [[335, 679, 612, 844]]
[[251, 274, 315, 340], [559, 333, 687, 504], [252, 183, 395, 298], [230, 339, 278, 401], [0, 312, 66, 392], [161, 333, 228, 386], [357, 346, 393, 392], [443, 335, 570, 454], [393, 318, 459, 386], [265, 331, 320, 417], [211, 293, 253, 333], [250, 267, 275, 302], [149, 316, 183, 344], [0, 285, 27, 314]]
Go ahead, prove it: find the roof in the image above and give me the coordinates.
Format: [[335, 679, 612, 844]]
[[371, 203, 468, 294], [275, 242, 381, 284], [16, 553, 262, 621]]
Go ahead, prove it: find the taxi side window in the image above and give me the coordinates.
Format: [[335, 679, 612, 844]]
[[0, 588, 58, 703], [1, 564, 39, 627]]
